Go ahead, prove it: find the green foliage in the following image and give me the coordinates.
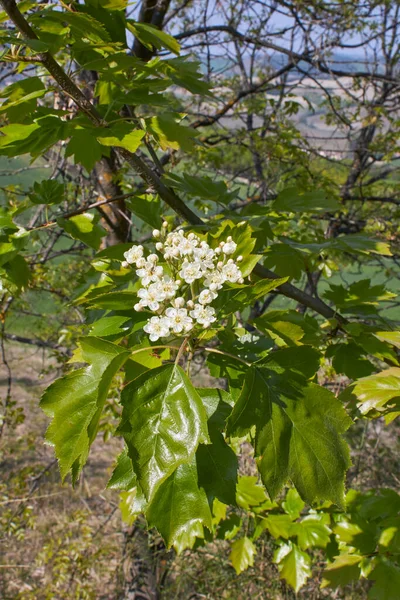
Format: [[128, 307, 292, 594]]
[[1, 2, 399, 596]]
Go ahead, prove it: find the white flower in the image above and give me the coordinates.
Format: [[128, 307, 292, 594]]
[[190, 304, 216, 327], [123, 244, 143, 265], [203, 269, 226, 291], [222, 262, 242, 283], [198, 289, 217, 305], [137, 282, 166, 311], [152, 229, 161, 238], [136, 260, 164, 286], [143, 316, 170, 341], [161, 276, 179, 299], [222, 236, 237, 255], [165, 307, 193, 334], [179, 260, 203, 284], [193, 245, 215, 269]]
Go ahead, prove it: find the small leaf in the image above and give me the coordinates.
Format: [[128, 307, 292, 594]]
[[118, 364, 209, 500], [321, 553, 363, 588], [127, 21, 180, 55], [107, 448, 136, 491], [274, 541, 311, 592], [30, 179, 64, 205], [97, 126, 145, 152], [295, 514, 331, 549], [230, 537, 256, 574], [351, 368, 400, 419], [66, 128, 104, 172], [236, 476, 267, 510], [282, 488, 305, 519]]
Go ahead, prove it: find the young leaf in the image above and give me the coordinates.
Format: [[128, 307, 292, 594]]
[[230, 537, 256, 575], [40, 337, 130, 482], [236, 476, 267, 510], [321, 553, 363, 589], [146, 459, 212, 550], [274, 541, 311, 592], [30, 179, 65, 205], [294, 514, 332, 550], [118, 364, 209, 501], [127, 21, 180, 55], [351, 367, 400, 420]]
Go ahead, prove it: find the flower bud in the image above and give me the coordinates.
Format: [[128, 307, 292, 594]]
[[215, 247, 221, 255], [237, 255, 243, 262], [162, 220, 168, 228], [148, 253, 158, 263], [174, 297, 185, 308], [152, 229, 161, 238], [121, 260, 129, 268], [238, 278, 244, 284], [227, 236, 232, 242], [175, 279, 181, 286], [217, 261, 223, 269], [134, 303, 143, 311], [187, 300, 194, 309], [228, 258, 234, 264], [155, 242, 164, 251], [219, 242, 224, 247]]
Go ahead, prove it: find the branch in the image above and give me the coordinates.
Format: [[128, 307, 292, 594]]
[[175, 25, 400, 84]]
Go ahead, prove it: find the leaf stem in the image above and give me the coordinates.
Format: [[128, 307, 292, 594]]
[[130, 345, 179, 357], [175, 336, 190, 366]]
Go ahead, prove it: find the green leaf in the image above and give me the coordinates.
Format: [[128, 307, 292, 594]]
[[263, 243, 306, 280], [196, 428, 238, 506], [97, 126, 145, 152], [148, 115, 198, 151], [257, 514, 294, 540], [126, 194, 162, 229], [118, 364, 209, 500], [295, 514, 331, 549], [255, 310, 320, 347], [236, 476, 267, 510], [368, 560, 400, 600], [107, 448, 136, 491], [274, 541, 311, 592], [3, 254, 31, 290], [227, 348, 351, 507], [58, 213, 106, 250], [216, 277, 288, 318], [66, 128, 104, 172], [127, 21, 180, 55], [230, 537, 256, 574], [40, 337, 130, 482], [29, 179, 65, 205], [321, 553, 363, 589], [350, 368, 400, 419], [89, 315, 131, 337], [282, 488, 305, 519], [272, 187, 340, 213], [162, 173, 238, 206], [0, 77, 46, 120], [328, 342, 375, 379], [86, 291, 138, 310], [146, 459, 212, 550]]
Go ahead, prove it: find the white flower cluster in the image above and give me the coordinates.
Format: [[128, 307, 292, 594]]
[[122, 223, 245, 341]]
